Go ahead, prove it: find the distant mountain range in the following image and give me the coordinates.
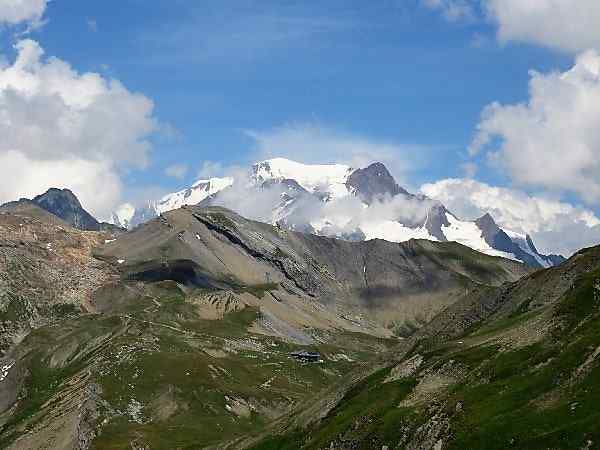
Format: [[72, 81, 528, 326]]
[[0, 158, 564, 268], [109, 158, 565, 268]]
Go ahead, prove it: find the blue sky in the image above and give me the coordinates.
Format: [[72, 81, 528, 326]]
[[12, 0, 569, 189], [2, 0, 600, 255]]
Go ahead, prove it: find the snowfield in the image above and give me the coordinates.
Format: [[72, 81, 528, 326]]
[[253, 158, 353, 200], [156, 177, 234, 214], [442, 212, 517, 260]]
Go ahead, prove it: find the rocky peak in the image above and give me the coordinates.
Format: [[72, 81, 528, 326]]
[[345, 162, 410, 204], [474, 212, 516, 254], [475, 213, 501, 239], [424, 203, 450, 241], [31, 188, 101, 231]]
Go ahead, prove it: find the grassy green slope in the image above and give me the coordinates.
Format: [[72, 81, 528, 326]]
[[0, 280, 396, 450], [248, 263, 600, 450]]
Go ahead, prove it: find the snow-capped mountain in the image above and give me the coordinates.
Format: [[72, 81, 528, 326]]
[[110, 177, 233, 229], [253, 158, 354, 201], [110, 158, 565, 268], [156, 177, 234, 214]]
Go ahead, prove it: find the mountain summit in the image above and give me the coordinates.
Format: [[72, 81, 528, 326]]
[[346, 162, 410, 203], [0, 188, 121, 232]]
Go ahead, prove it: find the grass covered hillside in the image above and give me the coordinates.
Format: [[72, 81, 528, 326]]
[[247, 246, 600, 450]]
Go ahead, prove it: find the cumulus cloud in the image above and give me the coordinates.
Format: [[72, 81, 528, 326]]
[[0, 0, 48, 27], [424, 0, 600, 54], [0, 150, 122, 216], [487, 0, 600, 54], [421, 178, 600, 256], [245, 122, 431, 189], [0, 39, 158, 218], [470, 51, 600, 204], [164, 163, 188, 180]]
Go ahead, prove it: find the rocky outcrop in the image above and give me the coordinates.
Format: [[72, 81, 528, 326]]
[[1, 189, 123, 233], [476, 213, 566, 267], [345, 162, 410, 203]]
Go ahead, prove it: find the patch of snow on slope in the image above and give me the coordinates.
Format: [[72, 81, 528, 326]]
[[361, 220, 436, 242], [443, 213, 517, 260], [0, 361, 14, 382], [254, 158, 353, 200], [504, 229, 552, 268], [155, 177, 234, 214], [504, 229, 527, 242]]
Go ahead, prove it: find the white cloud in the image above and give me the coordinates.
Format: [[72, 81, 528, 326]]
[[245, 122, 430, 189], [164, 163, 188, 180], [0, 150, 122, 217], [470, 51, 600, 204], [424, 0, 600, 54], [421, 178, 600, 256], [0, 0, 48, 27], [206, 163, 436, 240], [487, 0, 600, 54], [0, 39, 158, 218]]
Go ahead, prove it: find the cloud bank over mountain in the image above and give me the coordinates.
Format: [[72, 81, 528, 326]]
[[421, 178, 600, 256]]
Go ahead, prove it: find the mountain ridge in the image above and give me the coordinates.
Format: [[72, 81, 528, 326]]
[[109, 158, 564, 268], [96, 205, 530, 341]]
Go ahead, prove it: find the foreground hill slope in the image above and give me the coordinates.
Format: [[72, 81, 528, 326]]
[[0, 204, 529, 450], [244, 245, 600, 450], [96, 205, 529, 340], [0, 204, 119, 352]]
